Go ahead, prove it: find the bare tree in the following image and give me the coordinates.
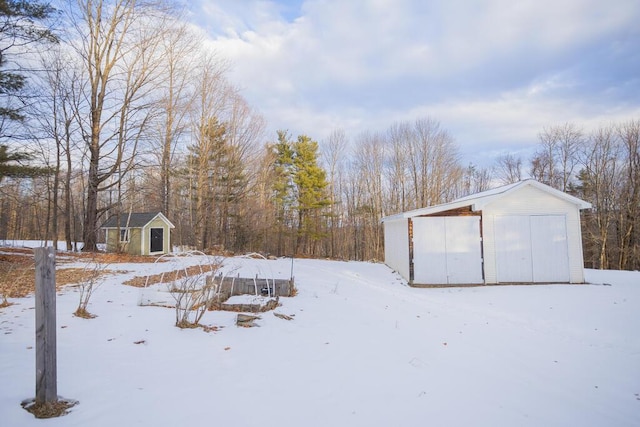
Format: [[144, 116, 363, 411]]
[[386, 122, 410, 214], [578, 124, 621, 269], [74, 258, 109, 318], [154, 17, 200, 218], [616, 119, 640, 269], [460, 163, 492, 196], [350, 131, 385, 260], [171, 256, 222, 328], [68, 0, 169, 251], [407, 118, 462, 207], [187, 52, 232, 250], [532, 123, 583, 191], [321, 129, 348, 258], [495, 153, 523, 184], [217, 92, 265, 250], [35, 47, 85, 251]]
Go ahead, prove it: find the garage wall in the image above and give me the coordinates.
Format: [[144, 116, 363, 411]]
[[482, 185, 585, 283], [383, 218, 410, 281], [493, 215, 570, 283], [412, 216, 483, 285]]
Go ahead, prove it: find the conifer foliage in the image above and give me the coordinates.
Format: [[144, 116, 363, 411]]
[[272, 130, 330, 255], [0, 144, 50, 182], [0, 0, 57, 126]]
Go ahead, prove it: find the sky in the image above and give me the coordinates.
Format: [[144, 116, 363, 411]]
[[184, 0, 640, 167]]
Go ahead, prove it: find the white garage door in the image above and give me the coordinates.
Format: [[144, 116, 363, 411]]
[[494, 215, 570, 283], [412, 216, 483, 285]]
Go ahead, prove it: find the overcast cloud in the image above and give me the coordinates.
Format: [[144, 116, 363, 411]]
[[185, 0, 640, 166]]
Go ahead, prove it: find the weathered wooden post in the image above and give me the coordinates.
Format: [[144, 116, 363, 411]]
[[34, 247, 57, 404]]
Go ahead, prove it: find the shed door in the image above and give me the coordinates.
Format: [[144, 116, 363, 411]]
[[412, 216, 483, 285], [530, 215, 570, 282], [494, 215, 569, 283], [494, 216, 533, 282], [150, 228, 164, 253]]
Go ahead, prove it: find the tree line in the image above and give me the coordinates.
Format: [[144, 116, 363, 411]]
[[0, 1, 638, 270]]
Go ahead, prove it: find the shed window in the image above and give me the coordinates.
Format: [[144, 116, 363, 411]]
[[120, 229, 130, 242]]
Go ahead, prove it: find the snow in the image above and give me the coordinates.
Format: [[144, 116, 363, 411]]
[[224, 295, 275, 305], [1, 250, 639, 427]]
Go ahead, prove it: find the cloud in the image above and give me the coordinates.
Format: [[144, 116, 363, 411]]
[[189, 0, 640, 165]]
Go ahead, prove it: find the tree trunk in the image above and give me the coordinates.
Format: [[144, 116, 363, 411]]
[[83, 139, 100, 251]]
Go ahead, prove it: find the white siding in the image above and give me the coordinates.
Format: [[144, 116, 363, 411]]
[[494, 215, 533, 282], [483, 185, 585, 283], [493, 215, 570, 283], [383, 219, 410, 281], [413, 217, 448, 284], [413, 216, 483, 285], [530, 215, 570, 282]]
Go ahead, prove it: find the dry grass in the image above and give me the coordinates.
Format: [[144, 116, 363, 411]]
[[73, 307, 97, 319], [175, 319, 220, 332], [123, 264, 218, 288], [21, 398, 78, 418], [0, 247, 163, 301], [66, 251, 164, 264]]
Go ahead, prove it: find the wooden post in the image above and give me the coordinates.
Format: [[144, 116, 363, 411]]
[[35, 247, 57, 404]]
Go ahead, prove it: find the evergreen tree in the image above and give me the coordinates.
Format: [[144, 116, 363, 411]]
[[0, 144, 51, 183], [186, 117, 226, 250], [186, 117, 250, 251], [270, 131, 330, 255], [0, 0, 57, 126], [272, 130, 295, 255], [212, 126, 247, 250], [293, 135, 330, 253]]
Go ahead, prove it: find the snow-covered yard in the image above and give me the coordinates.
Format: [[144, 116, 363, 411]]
[[1, 251, 639, 426]]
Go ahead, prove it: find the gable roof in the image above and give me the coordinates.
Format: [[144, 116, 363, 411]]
[[101, 212, 175, 229], [381, 179, 592, 222]]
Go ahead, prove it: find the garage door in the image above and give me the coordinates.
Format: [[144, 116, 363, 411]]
[[494, 215, 569, 283], [412, 216, 483, 285]]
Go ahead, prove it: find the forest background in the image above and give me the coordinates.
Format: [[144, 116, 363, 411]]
[[0, 0, 638, 271]]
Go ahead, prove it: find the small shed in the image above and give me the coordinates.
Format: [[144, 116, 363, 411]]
[[101, 212, 174, 256], [381, 179, 592, 286]]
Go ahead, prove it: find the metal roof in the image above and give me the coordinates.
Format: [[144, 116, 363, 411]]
[[381, 179, 592, 222]]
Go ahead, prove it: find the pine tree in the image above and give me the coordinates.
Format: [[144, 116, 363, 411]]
[[270, 131, 330, 255], [0, 144, 51, 183], [0, 0, 57, 126], [293, 135, 330, 253], [272, 130, 295, 255]]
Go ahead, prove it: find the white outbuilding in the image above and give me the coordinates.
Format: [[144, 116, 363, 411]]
[[381, 179, 592, 286]]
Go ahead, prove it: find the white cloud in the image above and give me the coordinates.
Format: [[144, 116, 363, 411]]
[[188, 0, 640, 166]]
